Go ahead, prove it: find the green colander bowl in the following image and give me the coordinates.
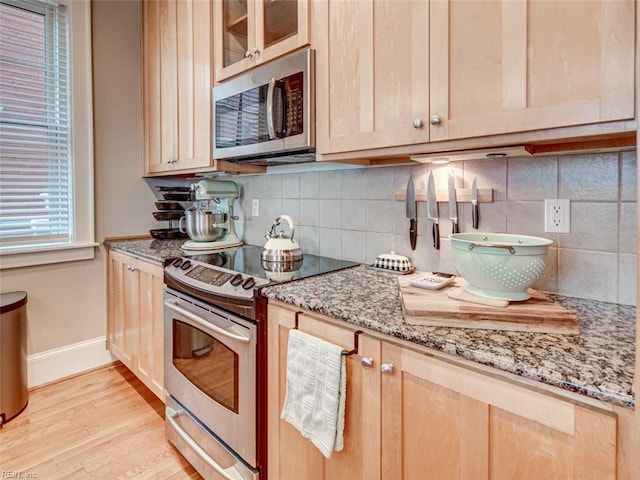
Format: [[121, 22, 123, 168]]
[[450, 233, 553, 301]]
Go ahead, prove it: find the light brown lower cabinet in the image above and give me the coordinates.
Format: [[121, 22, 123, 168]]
[[268, 301, 618, 480], [107, 249, 164, 401]]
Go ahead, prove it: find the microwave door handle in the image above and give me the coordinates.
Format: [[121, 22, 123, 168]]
[[266, 78, 277, 140], [164, 299, 250, 344], [166, 407, 246, 480]]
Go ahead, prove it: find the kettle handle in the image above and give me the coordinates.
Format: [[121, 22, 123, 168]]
[[267, 214, 296, 243]]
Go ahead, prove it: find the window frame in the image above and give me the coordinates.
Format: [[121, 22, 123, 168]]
[[0, 0, 96, 270]]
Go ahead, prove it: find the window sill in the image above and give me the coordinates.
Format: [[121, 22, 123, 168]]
[[0, 243, 99, 270]]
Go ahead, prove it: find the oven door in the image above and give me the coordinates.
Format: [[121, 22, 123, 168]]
[[163, 288, 257, 469]]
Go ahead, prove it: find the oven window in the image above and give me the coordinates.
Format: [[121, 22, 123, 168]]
[[172, 320, 239, 414]]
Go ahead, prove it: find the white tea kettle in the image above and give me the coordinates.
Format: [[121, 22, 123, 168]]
[[262, 215, 303, 266]]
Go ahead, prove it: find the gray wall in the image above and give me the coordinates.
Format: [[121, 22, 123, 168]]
[[233, 150, 637, 305]]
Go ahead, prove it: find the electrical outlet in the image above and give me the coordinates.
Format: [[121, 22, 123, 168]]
[[252, 199, 260, 217], [544, 199, 570, 233]]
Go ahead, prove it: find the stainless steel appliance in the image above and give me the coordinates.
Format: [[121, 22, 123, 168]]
[[212, 49, 315, 166], [163, 245, 358, 480]]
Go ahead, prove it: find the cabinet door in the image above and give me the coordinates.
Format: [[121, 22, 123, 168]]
[[381, 342, 488, 479], [214, 0, 310, 82], [107, 250, 165, 401], [429, 0, 635, 142], [131, 257, 165, 400], [143, 0, 212, 175], [107, 250, 137, 370], [315, 0, 430, 155], [176, 0, 212, 171], [267, 304, 380, 480], [379, 341, 617, 480], [214, 0, 255, 81], [142, 0, 178, 174]]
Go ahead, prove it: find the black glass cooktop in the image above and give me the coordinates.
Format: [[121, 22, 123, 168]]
[[183, 244, 360, 283]]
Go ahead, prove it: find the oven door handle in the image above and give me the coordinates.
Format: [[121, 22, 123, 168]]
[[166, 406, 246, 480], [164, 299, 250, 344]]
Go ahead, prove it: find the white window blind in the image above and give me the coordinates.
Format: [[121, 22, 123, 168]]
[[0, 0, 72, 251]]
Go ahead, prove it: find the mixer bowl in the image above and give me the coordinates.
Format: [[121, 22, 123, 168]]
[[179, 211, 227, 242], [450, 233, 553, 301]]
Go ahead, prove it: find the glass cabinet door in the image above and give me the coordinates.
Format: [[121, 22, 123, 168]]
[[222, 0, 249, 68], [215, 0, 309, 82], [263, 0, 298, 49]]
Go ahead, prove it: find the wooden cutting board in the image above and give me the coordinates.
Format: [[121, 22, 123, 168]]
[[398, 275, 580, 334]]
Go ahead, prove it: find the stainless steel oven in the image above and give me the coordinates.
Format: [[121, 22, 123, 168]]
[[163, 245, 359, 480], [164, 288, 258, 480]]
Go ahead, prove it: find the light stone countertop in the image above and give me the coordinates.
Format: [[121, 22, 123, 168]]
[[262, 264, 636, 409], [103, 239, 636, 408]]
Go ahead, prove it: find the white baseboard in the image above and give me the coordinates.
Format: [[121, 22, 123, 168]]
[[28, 336, 116, 388]]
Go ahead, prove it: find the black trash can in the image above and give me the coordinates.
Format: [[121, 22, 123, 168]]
[[0, 291, 28, 426]]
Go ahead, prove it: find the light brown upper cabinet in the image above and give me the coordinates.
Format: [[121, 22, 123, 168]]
[[314, 0, 430, 155], [214, 0, 311, 82], [315, 0, 635, 157], [142, 0, 212, 174], [429, 0, 635, 142]]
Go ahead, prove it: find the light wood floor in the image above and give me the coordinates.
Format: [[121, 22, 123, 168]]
[[0, 362, 201, 479]]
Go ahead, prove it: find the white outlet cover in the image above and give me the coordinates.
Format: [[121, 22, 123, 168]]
[[544, 199, 570, 233], [252, 199, 260, 217]]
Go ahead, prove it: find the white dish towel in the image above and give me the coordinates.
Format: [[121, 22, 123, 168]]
[[280, 329, 347, 459]]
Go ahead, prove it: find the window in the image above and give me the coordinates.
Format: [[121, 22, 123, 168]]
[[0, 0, 95, 269]]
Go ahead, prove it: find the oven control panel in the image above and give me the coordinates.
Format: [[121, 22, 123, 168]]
[[165, 257, 270, 300]]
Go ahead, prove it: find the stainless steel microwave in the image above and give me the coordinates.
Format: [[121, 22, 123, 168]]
[[212, 49, 315, 166]]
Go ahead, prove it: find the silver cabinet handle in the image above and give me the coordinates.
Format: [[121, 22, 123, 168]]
[[430, 115, 442, 126], [360, 357, 374, 369], [126, 265, 137, 272], [166, 407, 246, 480], [244, 47, 260, 58], [380, 363, 394, 375], [412, 118, 424, 129]]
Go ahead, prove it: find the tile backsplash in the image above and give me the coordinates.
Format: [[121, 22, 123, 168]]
[[235, 151, 637, 305], [233, 150, 637, 305]]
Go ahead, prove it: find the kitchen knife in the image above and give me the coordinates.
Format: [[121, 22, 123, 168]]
[[448, 169, 459, 234], [426, 171, 440, 250], [471, 177, 479, 229], [406, 174, 417, 250]]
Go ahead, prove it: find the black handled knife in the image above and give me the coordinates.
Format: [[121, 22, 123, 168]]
[[427, 171, 440, 249], [471, 177, 479, 229], [406, 174, 417, 250], [448, 169, 459, 234]]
